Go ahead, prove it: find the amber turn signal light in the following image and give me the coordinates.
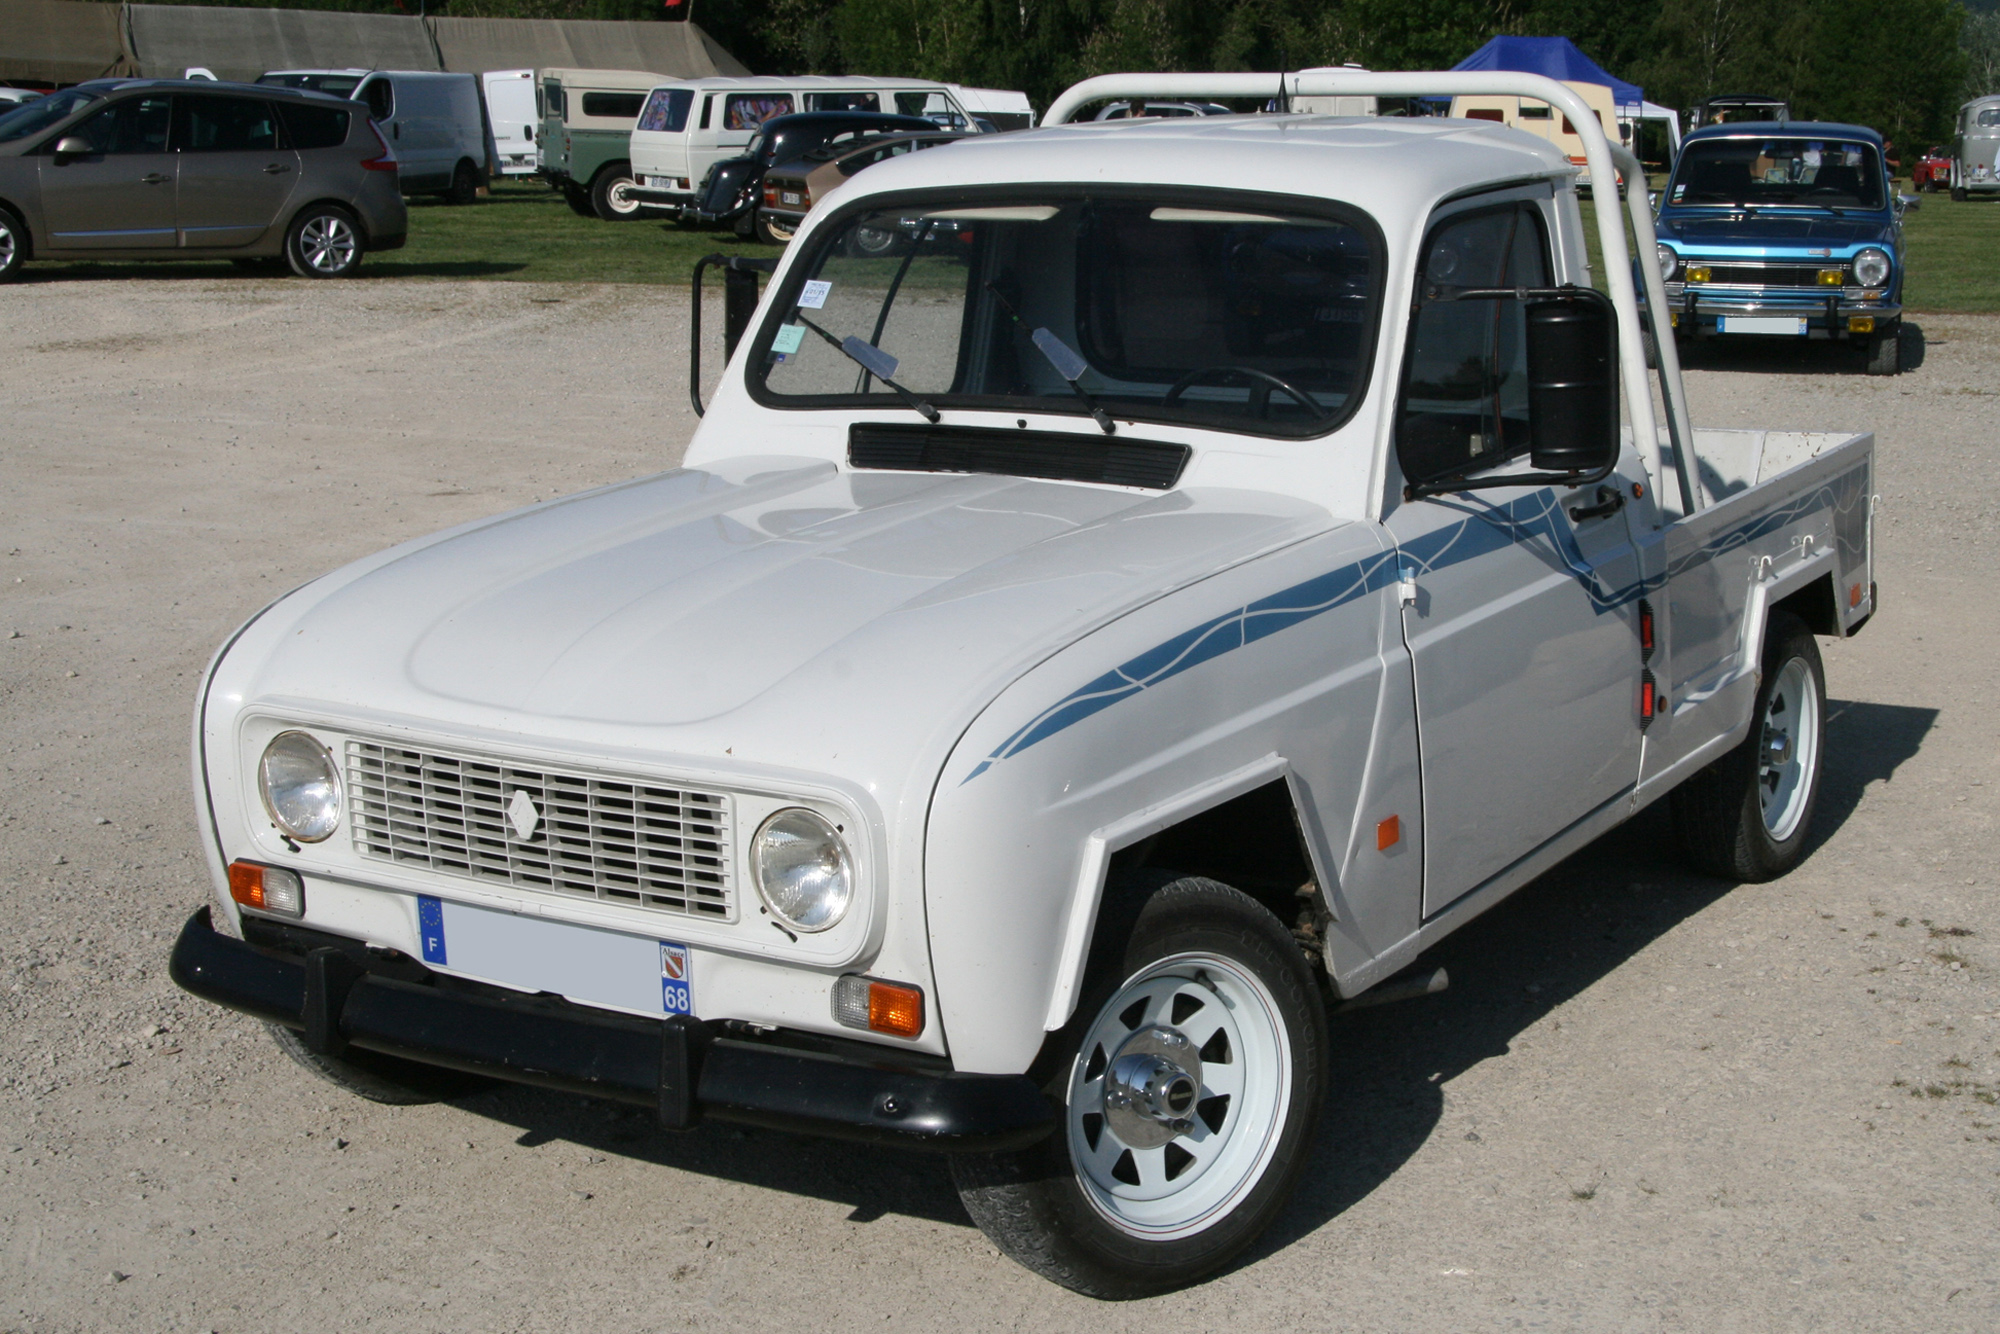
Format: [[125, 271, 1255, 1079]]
[[832, 975, 924, 1039], [1376, 814, 1401, 851], [1848, 315, 1875, 334], [1818, 269, 1844, 286], [228, 860, 304, 917]]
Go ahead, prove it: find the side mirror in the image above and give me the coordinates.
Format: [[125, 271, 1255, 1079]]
[[1525, 289, 1620, 476], [1897, 192, 1920, 212], [52, 135, 91, 161]]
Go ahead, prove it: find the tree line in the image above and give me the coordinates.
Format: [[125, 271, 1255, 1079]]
[[148, 0, 2000, 144]]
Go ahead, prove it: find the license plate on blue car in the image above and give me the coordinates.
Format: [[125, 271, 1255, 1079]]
[[1718, 316, 1807, 336]]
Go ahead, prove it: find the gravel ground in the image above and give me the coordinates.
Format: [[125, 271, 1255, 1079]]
[[1, 281, 1996, 1333]]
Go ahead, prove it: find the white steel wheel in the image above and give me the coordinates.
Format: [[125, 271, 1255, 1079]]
[[288, 209, 361, 278], [950, 874, 1326, 1299], [1758, 654, 1820, 842], [1067, 953, 1290, 1240]]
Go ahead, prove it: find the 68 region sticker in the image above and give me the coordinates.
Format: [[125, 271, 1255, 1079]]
[[660, 942, 693, 1015]]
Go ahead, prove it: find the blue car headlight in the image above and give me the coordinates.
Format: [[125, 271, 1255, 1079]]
[[1655, 243, 1679, 281], [1853, 247, 1891, 287]]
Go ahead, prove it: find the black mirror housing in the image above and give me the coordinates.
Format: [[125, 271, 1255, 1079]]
[[1525, 289, 1620, 476], [52, 135, 92, 160]]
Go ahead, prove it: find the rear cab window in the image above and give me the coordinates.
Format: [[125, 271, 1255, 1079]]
[[580, 92, 646, 121]]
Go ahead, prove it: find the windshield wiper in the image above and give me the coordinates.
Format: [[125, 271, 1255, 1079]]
[[792, 314, 939, 422], [984, 281, 1117, 434]]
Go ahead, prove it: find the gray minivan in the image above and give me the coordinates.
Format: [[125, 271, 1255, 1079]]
[[0, 79, 408, 281], [258, 69, 492, 203]]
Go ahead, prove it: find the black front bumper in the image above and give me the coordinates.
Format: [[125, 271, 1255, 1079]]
[[170, 907, 1054, 1152]]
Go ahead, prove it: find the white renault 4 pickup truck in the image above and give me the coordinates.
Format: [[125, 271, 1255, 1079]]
[[172, 70, 1876, 1297]]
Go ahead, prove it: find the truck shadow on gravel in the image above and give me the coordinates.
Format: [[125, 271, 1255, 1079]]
[[441, 699, 1938, 1253], [1677, 321, 1927, 375]]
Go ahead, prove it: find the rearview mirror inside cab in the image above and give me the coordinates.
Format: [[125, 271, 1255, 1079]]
[[1525, 290, 1619, 476]]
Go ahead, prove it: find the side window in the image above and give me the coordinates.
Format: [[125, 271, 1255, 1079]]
[[807, 91, 879, 112], [363, 80, 394, 122], [1396, 203, 1551, 487], [697, 94, 711, 130], [723, 94, 792, 131], [541, 83, 562, 121], [277, 102, 349, 151], [637, 87, 693, 133], [580, 92, 646, 120], [178, 97, 281, 153], [64, 95, 171, 154]]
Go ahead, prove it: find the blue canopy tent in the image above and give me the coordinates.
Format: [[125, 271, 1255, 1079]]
[[1448, 35, 1643, 112]]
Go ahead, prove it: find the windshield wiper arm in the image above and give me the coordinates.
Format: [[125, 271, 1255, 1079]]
[[983, 281, 1116, 434], [792, 314, 939, 422]]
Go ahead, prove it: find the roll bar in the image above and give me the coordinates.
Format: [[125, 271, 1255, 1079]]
[[1043, 72, 1700, 518]]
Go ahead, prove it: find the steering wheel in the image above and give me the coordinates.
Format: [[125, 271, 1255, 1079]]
[[1164, 365, 1329, 421]]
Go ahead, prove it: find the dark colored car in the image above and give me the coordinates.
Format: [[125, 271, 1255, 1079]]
[[1693, 94, 1789, 129], [1648, 120, 1915, 374], [683, 110, 935, 241], [758, 130, 965, 244], [0, 79, 406, 282]]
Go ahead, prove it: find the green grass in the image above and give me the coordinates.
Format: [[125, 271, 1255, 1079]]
[[1580, 191, 2000, 314], [24, 177, 2000, 312]]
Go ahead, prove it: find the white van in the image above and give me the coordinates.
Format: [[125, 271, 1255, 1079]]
[[948, 85, 1035, 131], [482, 68, 538, 177], [258, 69, 495, 202], [627, 76, 981, 209], [1449, 81, 1621, 181]]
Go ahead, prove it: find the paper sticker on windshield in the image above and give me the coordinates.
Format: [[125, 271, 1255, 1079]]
[[772, 323, 805, 355], [798, 279, 832, 309]]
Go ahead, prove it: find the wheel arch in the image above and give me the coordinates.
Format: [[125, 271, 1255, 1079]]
[[285, 197, 370, 246], [1769, 569, 1840, 638], [591, 157, 632, 187], [0, 196, 32, 259]]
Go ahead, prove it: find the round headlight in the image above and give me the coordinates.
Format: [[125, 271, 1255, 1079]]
[[259, 730, 341, 843], [1853, 247, 1891, 287], [1655, 242, 1679, 281], [750, 808, 852, 933]]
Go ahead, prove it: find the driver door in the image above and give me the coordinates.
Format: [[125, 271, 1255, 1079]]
[[37, 94, 176, 249], [1382, 199, 1649, 917]]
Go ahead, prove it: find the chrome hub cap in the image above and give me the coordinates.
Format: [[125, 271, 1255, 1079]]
[[300, 216, 356, 273], [0, 220, 15, 268], [1067, 954, 1290, 1240], [1758, 656, 1819, 841]]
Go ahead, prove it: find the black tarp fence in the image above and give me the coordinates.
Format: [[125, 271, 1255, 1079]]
[[2, 3, 745, 89], [0, 0, 133, 84]]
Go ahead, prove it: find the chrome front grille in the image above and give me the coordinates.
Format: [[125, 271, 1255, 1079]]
[[347, 740, 732, 918]]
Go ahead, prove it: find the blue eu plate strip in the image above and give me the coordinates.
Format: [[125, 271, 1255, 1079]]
[[417, 895, 448, 965]]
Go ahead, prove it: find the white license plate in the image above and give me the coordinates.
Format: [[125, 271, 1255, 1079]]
[[643, 175, 673, 189], [780, 191, 802, 206], [416, 893, 694, 1017], [1718, 315, 1808, 336]]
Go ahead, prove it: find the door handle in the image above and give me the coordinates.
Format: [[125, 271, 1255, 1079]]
[[141, 172, 169, 184], [263, 163, 291, 174], [1568, 485, 1627, 523]]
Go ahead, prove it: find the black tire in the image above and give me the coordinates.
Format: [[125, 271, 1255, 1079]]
[[1864, 320, 1901, 376], [563, 184, 596, 217], [590, 164, 641, 221], [444, 159, 478, 206], [284, 204, 364, 278], [755, 211, 796, 246], [1951, 184, 1967, 203], [951, 873, 1327, 1298], [844, 221, 906, 258], [0, 205, 28, 283], [1670, 611, 1826, 881], [265, 1022, 490, 1105]]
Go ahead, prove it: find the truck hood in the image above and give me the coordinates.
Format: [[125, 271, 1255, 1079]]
[[242, 456, 1334, 778], [1658, 210, 1895, 249]]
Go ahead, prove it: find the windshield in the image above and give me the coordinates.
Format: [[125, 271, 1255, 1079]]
[[753, 193, 1380, 437], [0, 87, 101, 143], [256, 73, 361, 98], [1668, 137, 1884, 210], [1978, 107, 2000, 129]]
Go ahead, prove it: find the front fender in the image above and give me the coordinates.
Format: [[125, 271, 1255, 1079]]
[[924, 521, 1406, 1074]]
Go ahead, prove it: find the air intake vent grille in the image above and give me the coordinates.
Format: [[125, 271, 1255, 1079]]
[[347, 741, 731, 919], [849, 423, 1190, 490]]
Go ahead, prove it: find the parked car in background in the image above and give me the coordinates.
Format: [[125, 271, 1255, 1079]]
[[1693, 94, 1788, 128], [534, 68, 660, 220], [1451, 82, 1620, 181], [757, 129, 964, 243], [0, 88, 43, 108], [946, 85, 1033, 131], [1950, 96, 2000, 201], [0, 78, 405, 282], [627, 76, 981, 214], [482, 68, 537, 177], [1089, 99, 1232, 120], [1651, 120, 1913, 373], [258, 69, 491, 204], [685, 111, 936, 241], [1911, 145, 1952, 192]]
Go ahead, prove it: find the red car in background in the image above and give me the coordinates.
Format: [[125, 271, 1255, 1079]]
[[1913, 145, 1953, 191]]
